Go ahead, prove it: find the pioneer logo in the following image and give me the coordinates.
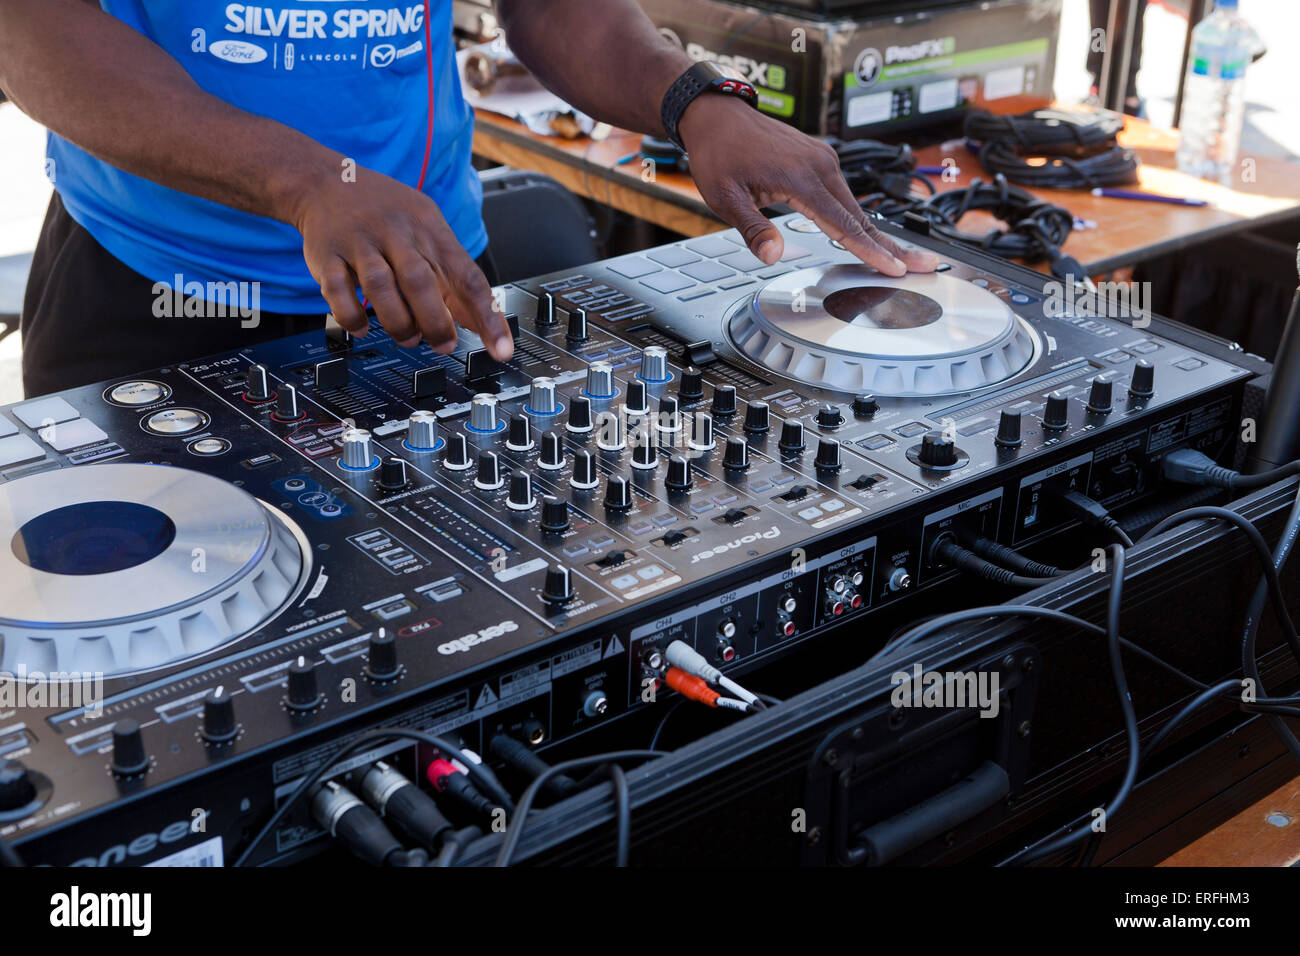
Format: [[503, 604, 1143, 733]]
[[70, 819, 196, 867], [690, 526, 782, 564], [885, 36, 955, 64], [437, 620, 518, 655]]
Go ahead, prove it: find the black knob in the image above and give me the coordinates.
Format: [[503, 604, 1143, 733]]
[[566, 307, 589, 342], [690, 411, 715, 450], [507, 414, 533, 451], [605, 475, 633, 510], [536, 291, 557, 327], [918, 430, 958, 468], [779, 419, 806, 453], [542, 564, 574, 605], [365, 628, 401, 680], [659, 395, 680, 431], [201, 688, 239, 743], [815, 438, 842, 472], [666, 455, 692, 490], [995, 410, 1023, 447], [711, 385, 737, 416], [1043, 392, 1070, 430], [540, 496, 570, 532], [626, 379, 649, 416], [110, 719, 150, 776], [744, 401, 770, 433], [1130, 359, 1155, 398], [567, 394, 594, 433], [245, 363, 273, 402], [816, 404, 844, 429], [379, 456, 409, 491], [631, 430, 658, 469], [285, 656, 322, 712], [0, 760, 36, 811], [275, 383, 301, 420], [475, 451, 503, 489], [723, 437, 750, 471], [852, 394, 879, 418], [1086, 377, 1114, 414], [571, 449, 598, 488], [444, 432, 470, 470], [679, 366, 704, 401], [508, 472, 536, 510], [539, 430, 565, 470]]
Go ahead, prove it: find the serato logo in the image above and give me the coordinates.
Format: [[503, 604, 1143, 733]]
[[854, 47, 883, 86], [690, 526, 782, 564], [885, 36, 956, 65], [438, 620, 518, 655]]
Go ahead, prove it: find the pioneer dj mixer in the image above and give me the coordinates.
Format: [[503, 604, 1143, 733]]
[[0, 214, 1255, 866]]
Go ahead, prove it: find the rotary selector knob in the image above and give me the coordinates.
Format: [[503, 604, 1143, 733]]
[[507, 472, 536, 510], [711, 385, 737, 416], [744, 401, 770, 433], [1086, 377, 1114, 414], [540, 496, 570, 532], [814, 438, 841, 472], [341, 428, 376, 470], [852, 394, 879, 418], [604, 475, 633, 510], [658, 396, 680, 435], [201, 687, 239, 744], [918, 430, 959, 469], [567, 394, 594, 433], [779, 419, 806, 454], [110, 719, 150, 776], [689, 411, 715, 451], [625, 379, 649, 416], [678, 366, 705, 401], [507, 414, 534, 451], [285, 656, 322, 712], [443, 432, 472, 470], [528, 377, 558, 416], [379, 456, 409, 491], [723, 437, 750, 471], [1043, 392, 1070, 430], [0, 760, 36, 812], [596, 411, 625, 451], [542, 564, 575, 605], [1130, 359, 1155, 398], [245, 363, 273, 402], [995, 410, 1023, 448], [275, 383, 301, 421], [406, 410, 439, 451], [666, 455, 692, 490], [469, 393, 500, 432], [631, 429, 658, 469], [640, 346, 670, 383], [566, 307, 589, 342], [585, 361, 616, 399], [475, 451, 504, 490], [535, 291, 557, 327], [365, 628, 401, 681], [539, 431, 565, 470], [570, 449, 599, 489], [816, 404, 844, 429]]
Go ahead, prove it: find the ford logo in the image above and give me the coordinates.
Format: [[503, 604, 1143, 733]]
[[211, 40, 268, 64]]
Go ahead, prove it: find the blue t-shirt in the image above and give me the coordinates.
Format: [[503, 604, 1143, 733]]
[[48, 1, 486, 314]]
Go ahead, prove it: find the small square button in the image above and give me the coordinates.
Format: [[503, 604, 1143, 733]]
[[0, 434, 44, 469], [684, 235, 736, 257], [13, 396, 79, 429], [1174, 357, 1206, 371], [797, 506, 823, 520], [0, 416, 16, 439], [647, 247, 701, 268], [607, 257, 661, 279], [42, 418, 109, 452], [611, 574, 638, 589], [636, 564, 666, 580], [680, 261, 734, 282], [640, 272, 695, 294], [719, 251, 767, 273], [894, 422, 928, 438]]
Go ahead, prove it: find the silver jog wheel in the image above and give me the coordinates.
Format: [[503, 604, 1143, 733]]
[[0, 463, 310, 679], [727, 265, 1039, 396]]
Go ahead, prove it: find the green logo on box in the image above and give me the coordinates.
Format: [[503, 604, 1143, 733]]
[[767, 64, 787, 91]]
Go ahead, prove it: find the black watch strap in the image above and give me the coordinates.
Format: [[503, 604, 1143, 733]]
[[660, 62, 758, 151]]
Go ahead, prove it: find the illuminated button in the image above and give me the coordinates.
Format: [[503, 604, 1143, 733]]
[[143, 407, 209, 435], [108, 380, 170, 406]]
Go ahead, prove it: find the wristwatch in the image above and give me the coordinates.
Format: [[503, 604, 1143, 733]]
[[660, 62, 758, 151]]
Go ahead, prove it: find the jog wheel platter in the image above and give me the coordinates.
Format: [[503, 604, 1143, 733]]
[[0, 463, 310, 679], [727, 265, 1039, 396]]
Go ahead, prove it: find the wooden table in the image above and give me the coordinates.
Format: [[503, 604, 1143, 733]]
[[471, 108, 1300, 277]]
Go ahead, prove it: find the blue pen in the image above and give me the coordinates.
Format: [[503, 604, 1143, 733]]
[[1091, 187, 1209, 207], [916, 164, 959, 176]]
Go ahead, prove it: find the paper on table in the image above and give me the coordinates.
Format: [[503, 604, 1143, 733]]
[[456, 48, 593, 138]]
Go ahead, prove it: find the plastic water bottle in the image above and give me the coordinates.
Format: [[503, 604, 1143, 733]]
[[1175, 0, 1259, 185]]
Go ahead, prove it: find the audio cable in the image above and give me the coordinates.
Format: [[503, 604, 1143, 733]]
[[976, 138, 1140, 190], [1056, 490, 1135, 548], [962, 534, 1065, 578], [964, 107, 1139, 189], [931, 536, 1061, 589], [664, 639, 764, 709], [964, 107, 1127, 157]]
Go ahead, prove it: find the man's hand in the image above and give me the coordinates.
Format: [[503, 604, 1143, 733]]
[[678, 96, 939, 276], [292, 168, 513, 360]]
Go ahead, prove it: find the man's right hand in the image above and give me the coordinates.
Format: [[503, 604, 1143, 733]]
[[293, 168, 514, 361]]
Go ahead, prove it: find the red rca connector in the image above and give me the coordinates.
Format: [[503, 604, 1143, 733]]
[[664, 667, 721, 708]]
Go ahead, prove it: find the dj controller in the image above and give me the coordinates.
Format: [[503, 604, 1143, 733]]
[[0, 213, 1259, 866]]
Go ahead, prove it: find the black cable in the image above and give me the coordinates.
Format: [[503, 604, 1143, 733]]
[[648, 698, 688, 751], [964, 534, 1066, 577], [964, 107, 1126, 157], [978, 138, 1140, 190], [1059, 490, 1135, 548], [933, 537, 1060, 588], [0, 833, 23, 868], [606, 763, 631, 867], [233, 727, 515, 867], [493, 750, 665, 867]]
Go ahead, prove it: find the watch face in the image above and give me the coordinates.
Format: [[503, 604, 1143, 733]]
[[711, 62, 746, 82]]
